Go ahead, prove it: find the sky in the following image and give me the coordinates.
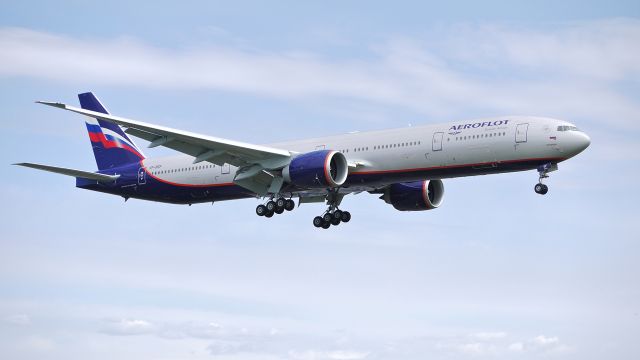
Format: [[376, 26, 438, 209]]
[[1, 1, 639, 359]]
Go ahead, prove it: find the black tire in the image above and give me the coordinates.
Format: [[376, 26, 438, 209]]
[[266, 201, 276, 212], [341, 211, 351, 223], [323, 213, 332, 223], [285, 199, 295, 211], [274, 207, 284, 214], [321, 221, 331, 229], [313, 216, 324, 227], [540, 184, 549, 195], [256, 204, 267, 216], [534, 183, 544, 194], [333, 210, 343, 220], [276, 197, 286, 209], [265, 210, 274, 218], [331, 217, 341, 226]]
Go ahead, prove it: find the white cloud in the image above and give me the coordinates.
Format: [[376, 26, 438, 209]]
[[21, 336, 55, 352], [473, 331, 507, 340], [508, 342, 525, 352], [207, 340, 253, 355], [100, 318, 155, 335], [420, 331, 572, 357], [506, 335, 571, 354], [1, 20, 639, 129], [4, 314, 31, 326], [532, 335, 559, 346], [288, 349, 369, 360], [459, 342, 486, 355], [441, 19, 640, 82], [327, 350, 369, 360]]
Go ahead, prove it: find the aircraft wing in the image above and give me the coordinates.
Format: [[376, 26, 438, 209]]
[[36, 101, 292, 170]]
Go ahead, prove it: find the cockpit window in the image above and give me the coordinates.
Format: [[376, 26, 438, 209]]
[[557, 125, 580, 132]]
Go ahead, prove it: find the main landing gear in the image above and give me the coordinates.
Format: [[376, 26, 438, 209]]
[[256, 197, 295, 218], [312, 189, 351, 229], [313, 208, 351, 229], [534, 162, 556, 195]]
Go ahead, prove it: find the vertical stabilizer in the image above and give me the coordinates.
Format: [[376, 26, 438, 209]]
[[79, 92, 145, 170]]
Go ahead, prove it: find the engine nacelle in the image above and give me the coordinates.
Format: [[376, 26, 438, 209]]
[[283, 150, 348, 188], [383, 180, 444, 211]]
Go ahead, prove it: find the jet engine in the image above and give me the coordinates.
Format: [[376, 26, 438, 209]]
[[283, 150, 348, 188], [382, 180, 444, 211]]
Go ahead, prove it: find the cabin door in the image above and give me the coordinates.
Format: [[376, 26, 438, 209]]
[[432, 132, 444, 151], [516, 123, 529, 143]]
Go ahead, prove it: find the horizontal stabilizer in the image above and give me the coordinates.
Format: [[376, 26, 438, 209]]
[[14, 163, 120, 182]]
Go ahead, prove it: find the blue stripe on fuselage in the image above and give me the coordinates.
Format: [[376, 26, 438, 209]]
[[76, 163, 252, 204], [75, 158, 561, 204]]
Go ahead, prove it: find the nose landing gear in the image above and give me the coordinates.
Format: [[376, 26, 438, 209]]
[[534, 162, 557, 195], [534, 183, 548, 195]]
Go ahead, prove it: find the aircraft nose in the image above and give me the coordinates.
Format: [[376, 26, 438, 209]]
[[577, 132, 591, 152], [568, 131, 591, 155]]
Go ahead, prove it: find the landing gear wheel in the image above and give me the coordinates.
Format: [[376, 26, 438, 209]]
[[341, 211, 351, 223], [313, 216, 324, 228], [330, 217, 341, 226], [333, 210, 343, 221], [265, 210, 274, 218], [534, 183, 549, 195], [284, 199, 295, 211], [266, 201, 276, 212], [274, 207, 284, 214], [276, 197, 286, 209], [323, 213, 333, 223], [321, 221, 331, 229], [540, 184, 548, 194], [256, 204, 267, 216]]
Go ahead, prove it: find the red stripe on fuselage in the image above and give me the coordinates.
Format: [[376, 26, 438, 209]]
[[142, 162, 234, 188]]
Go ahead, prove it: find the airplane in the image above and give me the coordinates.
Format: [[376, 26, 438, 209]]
[[15, 92, 591, 229]]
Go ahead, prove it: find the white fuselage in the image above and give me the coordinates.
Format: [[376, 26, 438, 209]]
[[140, 116, 590, 193]]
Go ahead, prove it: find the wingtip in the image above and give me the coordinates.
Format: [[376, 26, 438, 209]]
[[35, 101, 66, 108]]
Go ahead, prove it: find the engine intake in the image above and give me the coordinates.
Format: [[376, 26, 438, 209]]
[[383, 180, 444, 211], [283, 150, 348, 188]]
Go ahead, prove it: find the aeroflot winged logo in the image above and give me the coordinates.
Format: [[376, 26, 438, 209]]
[[448, 119, 510, 135]]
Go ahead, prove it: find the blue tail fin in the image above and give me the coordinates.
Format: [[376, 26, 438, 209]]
[[79, 92, 145, 170]]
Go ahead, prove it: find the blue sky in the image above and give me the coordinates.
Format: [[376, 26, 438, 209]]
[[1, 1, 639, 359]]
